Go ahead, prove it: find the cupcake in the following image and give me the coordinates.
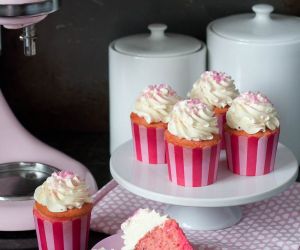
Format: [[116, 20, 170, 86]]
[[188, 71, 239, 149], [131, 84, 181, 164], [225, 91, 280, 176], [33, 171, 93, 250], [165, 99, 221, 187]]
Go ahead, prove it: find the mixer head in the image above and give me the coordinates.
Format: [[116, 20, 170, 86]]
[[0, 0, 60, 56]]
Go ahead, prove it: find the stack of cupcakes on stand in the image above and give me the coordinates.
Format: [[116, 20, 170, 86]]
[[188, 71, 239, 149], [225, 91, 280, 176], [130, 84, 181, 164], [130, 74, 280, 189]]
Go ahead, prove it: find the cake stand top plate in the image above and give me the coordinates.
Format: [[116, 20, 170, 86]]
[[110, 141, 298, 207]]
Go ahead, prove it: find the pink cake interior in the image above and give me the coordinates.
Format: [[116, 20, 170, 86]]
[[135, 219, 193, 250]]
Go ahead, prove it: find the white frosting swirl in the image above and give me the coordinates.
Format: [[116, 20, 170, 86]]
[[134, 84, 181, 124], [226, 91, 280, 134], [34, 171, 92, 212], [121, 209, 168, 250], [188, 71, 239, 108], [168, 99, 218, 141]]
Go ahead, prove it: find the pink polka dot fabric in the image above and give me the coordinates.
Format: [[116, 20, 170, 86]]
[[91, 180, 300, 250]]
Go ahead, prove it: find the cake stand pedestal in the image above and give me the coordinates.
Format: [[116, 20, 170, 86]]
[[165, 205, 241, 230], [110, 141, 298, 230]]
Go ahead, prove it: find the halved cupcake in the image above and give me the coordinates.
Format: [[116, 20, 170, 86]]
[[131, 84, 180, 164], [121, 208, 193, 250], [165, 99, 221, 187], [225, 91, 280, 176], [188, 71, 239, 149]]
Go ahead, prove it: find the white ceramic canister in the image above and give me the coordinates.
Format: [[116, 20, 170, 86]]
[[207, 4, 300, 162], [109, 23, 206, 153]]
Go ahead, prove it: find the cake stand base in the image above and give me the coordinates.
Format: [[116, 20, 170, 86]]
[[166, 205, 242, 230]]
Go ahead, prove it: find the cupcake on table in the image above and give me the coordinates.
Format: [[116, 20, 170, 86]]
[[225, 91, 280, 176], [165, 99, 221, 187], [130, 84, 181, 164], [33, 171, 93, 250], [188, 71, 239, 149]]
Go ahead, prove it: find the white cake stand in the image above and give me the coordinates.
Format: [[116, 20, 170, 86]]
[[110, 141, 298, 230]]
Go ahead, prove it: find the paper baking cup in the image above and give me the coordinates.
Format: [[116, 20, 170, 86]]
[[166, 142, 221, 187], [131, 122, 166, 164], [33, 209, 91, 250], [216, 112, 226, 150], [224, 130, 280, 176]]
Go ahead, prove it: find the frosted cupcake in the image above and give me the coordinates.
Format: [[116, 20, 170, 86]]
[[131, 84, 181, 164], [33, 171, 93, 250], [188, 71, 239, 149], [225, 91, 280, 176], [165, 99, 221, 187]]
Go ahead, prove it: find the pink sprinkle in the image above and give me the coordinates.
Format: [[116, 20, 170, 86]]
[[238, 91, 271, 104], [142, 84, 176, 98], [148, 85, 155, 91], [53, 170, 76, 179], [186, 98, 208, 113], [187, 98, 200, 106], [202, 71, 231, 84]]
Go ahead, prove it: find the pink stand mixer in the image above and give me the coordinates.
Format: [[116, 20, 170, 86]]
[[0, 0, 98, 230]]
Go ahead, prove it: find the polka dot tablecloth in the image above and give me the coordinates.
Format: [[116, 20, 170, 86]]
[[91, 180, 300, 250]]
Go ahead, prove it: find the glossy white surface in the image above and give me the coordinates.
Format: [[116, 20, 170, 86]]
[[210, 4, 300, 43], [207, 4, 300, 163], [166, 205, 242, 230], [109, 37, 206, 153], [110, 141, 298, 207], [114, 23, 201, 57]]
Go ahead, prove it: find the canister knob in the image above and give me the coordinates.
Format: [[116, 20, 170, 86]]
[[148, 23, 167, 40], [252, 4, 274, 21]]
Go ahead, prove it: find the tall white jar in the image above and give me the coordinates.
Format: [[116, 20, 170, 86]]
[[207, 4, 300, 162], [109, 24, 206, 152]]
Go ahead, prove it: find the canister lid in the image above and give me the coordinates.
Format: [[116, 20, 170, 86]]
[[113, 23, 202, 57], [210, 4, 300, 43]]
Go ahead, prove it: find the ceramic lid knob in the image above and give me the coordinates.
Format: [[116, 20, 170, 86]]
[[209, 3, 300, 43], [114, 23, 201, 57], [252, 4, 274, 21], [148, 23, 167, 40]]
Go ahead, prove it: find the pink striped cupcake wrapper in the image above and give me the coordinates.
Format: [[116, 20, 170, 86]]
[[33, 209, 91, 250], [166, 141, 221, 187], [131, 121, 166, 164], [224, 129, 280, 176], [216, 112, 226, 150]]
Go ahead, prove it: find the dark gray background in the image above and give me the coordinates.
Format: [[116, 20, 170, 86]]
[[0, 0, 299, 186], [1, 0, 300, 134]]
